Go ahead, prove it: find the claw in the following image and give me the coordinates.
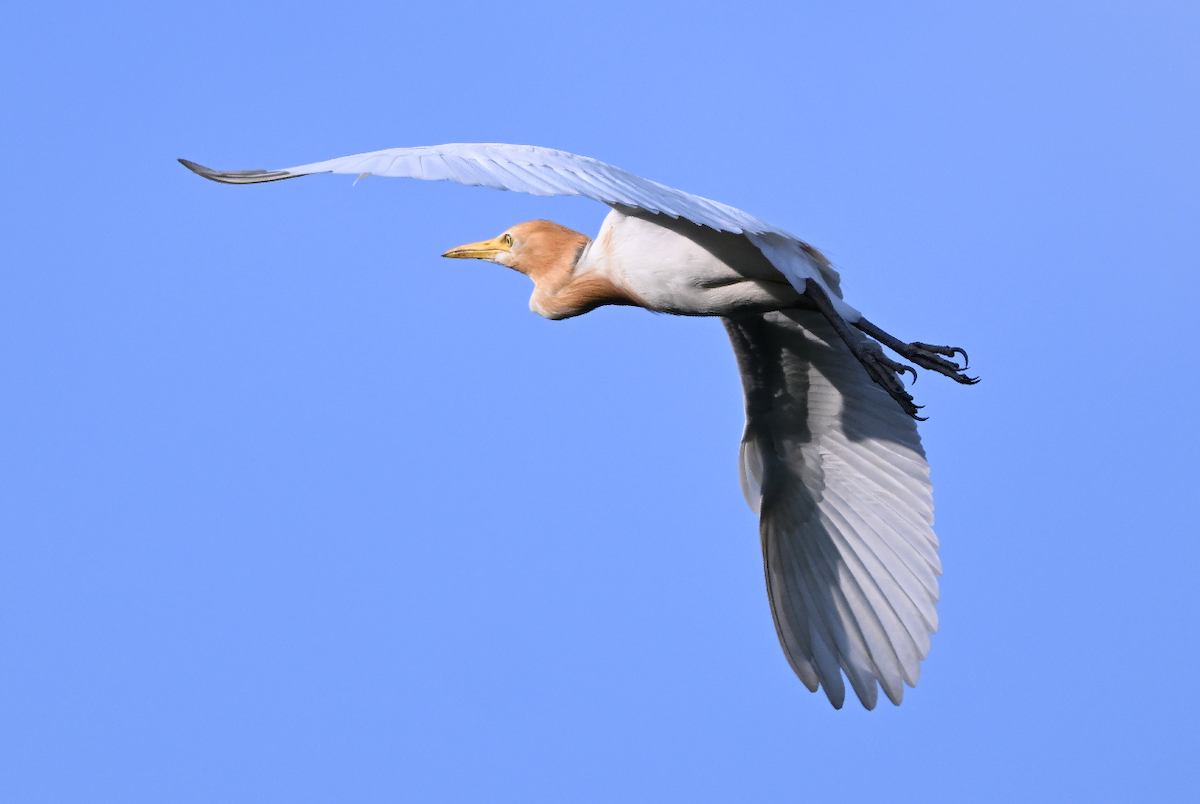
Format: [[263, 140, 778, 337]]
[[912, 342, 969, 370]]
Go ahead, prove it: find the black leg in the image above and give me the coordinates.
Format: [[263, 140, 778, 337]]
[[803, 279, 926, 419]]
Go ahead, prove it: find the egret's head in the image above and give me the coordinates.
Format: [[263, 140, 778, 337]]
[[442, 220, 589, 280]]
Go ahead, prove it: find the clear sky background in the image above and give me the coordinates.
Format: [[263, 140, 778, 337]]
[[2, 1, 1198, 801]]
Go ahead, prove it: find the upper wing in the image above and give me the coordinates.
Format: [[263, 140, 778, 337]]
[[181, 143, 788, 236], [178, 143, 846, 303], [724, 310, 939, 709]]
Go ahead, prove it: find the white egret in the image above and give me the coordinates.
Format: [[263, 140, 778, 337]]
[[180, 144, 976, 709]]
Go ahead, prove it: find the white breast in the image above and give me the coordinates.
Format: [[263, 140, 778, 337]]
[[577, 209, 803, 317]]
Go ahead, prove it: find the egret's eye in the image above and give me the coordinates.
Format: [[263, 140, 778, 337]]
[[503, 233, 514, 247]]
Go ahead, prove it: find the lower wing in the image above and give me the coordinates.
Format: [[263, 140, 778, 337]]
[[724, 311, 939, 709]]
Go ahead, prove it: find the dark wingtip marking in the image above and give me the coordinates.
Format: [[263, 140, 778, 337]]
[[177, 158, 296, 185]]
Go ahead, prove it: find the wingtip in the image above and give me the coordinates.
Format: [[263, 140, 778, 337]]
[[178, 158, 228, 183], [176, 158, 296, 185], [178, 158, 209, 176]]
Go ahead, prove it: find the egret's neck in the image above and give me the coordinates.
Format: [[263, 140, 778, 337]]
[[519, 233, 590, 290], [525, 235, 644, 320]]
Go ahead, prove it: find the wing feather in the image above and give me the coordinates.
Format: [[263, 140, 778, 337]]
[[821, 486, 927, 680], [723, 310, 939, 709]]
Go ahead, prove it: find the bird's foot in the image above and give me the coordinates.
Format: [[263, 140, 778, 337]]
[[856, 340, 925, 420], [896, 341, 978, 385], [854, 320, 979, 386]]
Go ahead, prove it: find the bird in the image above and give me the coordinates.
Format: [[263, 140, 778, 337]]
[[179, 143, 977, 709]]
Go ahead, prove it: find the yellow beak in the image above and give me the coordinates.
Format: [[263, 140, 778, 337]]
[[442, 234, 512, 261]]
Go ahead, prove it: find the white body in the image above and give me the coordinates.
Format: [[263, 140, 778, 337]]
[[574, 209, 806, 317]]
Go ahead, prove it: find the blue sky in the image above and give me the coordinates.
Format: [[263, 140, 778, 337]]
[[2, 1, 1198, 801]]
